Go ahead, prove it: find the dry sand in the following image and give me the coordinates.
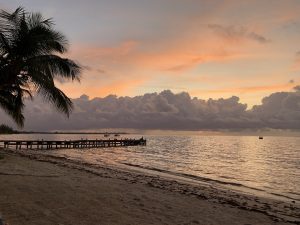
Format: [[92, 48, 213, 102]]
[[0, 149, 299, 225]]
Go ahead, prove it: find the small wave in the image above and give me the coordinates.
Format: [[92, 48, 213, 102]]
[[287, 191, 300, 196], [122, 162, 245, 187], [219, 175, 235, 180], [269, 192, 300, 201], [121, 162, 300, 201]]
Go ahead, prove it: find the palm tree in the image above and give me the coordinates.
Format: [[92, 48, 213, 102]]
[[0, 7, 81, 127]]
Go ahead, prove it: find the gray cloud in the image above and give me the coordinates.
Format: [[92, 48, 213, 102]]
[[1, 88, 299, 131], [293, 85, 300, 91], [208, 24, 270, 44], [250, 88, 300, 129]]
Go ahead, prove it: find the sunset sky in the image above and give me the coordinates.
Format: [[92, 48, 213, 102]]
[[2, 0, 300, 107]]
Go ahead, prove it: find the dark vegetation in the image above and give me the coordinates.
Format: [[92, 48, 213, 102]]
[[0, 124, 17, 134]]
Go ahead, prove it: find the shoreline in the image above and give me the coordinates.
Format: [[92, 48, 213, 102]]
[[120, 162, 299, 203], [0, 148, 299, 225]]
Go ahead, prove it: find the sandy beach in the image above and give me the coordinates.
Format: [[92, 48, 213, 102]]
[[0, 149, 299, 225]]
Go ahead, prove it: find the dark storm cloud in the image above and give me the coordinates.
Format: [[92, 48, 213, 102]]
[[1, 89, 299, 131], [208, 24, 270, 44]]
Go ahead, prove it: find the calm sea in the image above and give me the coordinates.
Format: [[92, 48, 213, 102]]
[[1, 134, 299, 202]]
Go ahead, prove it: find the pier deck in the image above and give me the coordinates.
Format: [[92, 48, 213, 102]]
[[0, 138, 146, 150]]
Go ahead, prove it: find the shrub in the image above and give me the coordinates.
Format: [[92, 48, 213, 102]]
[[0, 124, 16, 134]]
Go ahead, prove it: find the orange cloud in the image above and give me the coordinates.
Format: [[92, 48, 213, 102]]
[[191, 83, 296, 96], [67, 30, 257, 76], [68, 40, 138, 67], [57, 76, 147, 99], [135, 49, 241, 72], [87, 78, 146, 97]]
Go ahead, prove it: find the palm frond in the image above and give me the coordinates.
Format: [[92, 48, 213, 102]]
[[0, 90, 24, 127], [27, 12, 54, 29], [27, 54, 81, 81], [29, 69, 73, 116], [0, 7, 25, 40], [0, 33, 11, 54], [39, 86, 73, 116]]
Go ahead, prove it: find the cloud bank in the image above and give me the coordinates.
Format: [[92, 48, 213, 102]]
[[1, 88, 299, 131]]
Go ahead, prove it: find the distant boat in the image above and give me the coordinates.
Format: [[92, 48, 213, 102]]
[[259, 136, 263, 139], [114, 134, 120, 137], [104, 133, 110, 137]]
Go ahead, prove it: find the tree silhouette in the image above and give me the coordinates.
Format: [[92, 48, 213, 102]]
[[0, 7, 81, 127]]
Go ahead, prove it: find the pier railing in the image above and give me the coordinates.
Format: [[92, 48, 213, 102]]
[[0, 138, 146, 150]]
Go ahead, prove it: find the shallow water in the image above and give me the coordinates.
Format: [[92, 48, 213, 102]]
[[1, 134, 299, 202]]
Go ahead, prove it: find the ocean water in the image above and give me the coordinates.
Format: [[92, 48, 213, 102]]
[[1, 134, 299, 202]]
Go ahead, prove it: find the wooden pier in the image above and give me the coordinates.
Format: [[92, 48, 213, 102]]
[[0, 138, 146, 150]]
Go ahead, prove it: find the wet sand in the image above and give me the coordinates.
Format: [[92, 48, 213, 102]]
[[0, 149, 299, 225]]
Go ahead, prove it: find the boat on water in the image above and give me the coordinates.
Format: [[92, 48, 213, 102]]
[[114, 134, 120, 137], [104, 133, 110, 137], [259, 136, 263, 139]]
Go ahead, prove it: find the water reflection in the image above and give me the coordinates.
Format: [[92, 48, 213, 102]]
[[1, 134, 299, 201]]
